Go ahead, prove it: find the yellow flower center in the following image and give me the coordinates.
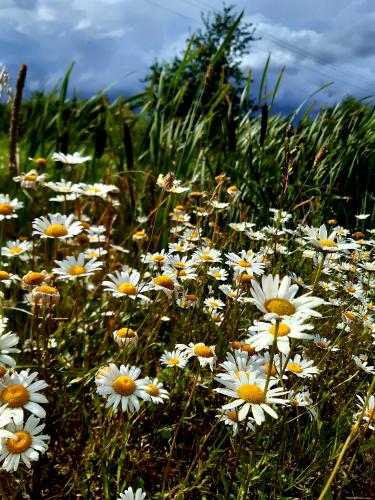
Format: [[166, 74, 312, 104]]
[[237, 384, 264, 404], [319, 239, 337, 247], [194, 345, 214, 358], [1, 384, 30, 407], [316, 341, 327, 349], [199, 254, 213, 261], [35, 157, 47, 165], [88, 252, 99, 258], [228, 185, 238, 192], [112, 375, 136, 396], [151, 255, 165, 263], [23, 272, 45, 285], [227, 410, 239, 421], [117, 283, 137, 295], [167, 358, 180, 366], [87, 187, 101, 193], [7, 431, 32, 454], [154, 275, 174, 290], [68, 265, 86, 276], [213, 272, 222, 278], [117, 328, 136, 338], [9, 247, 22, 255], [146, 384, 159, 397], [238, 259, 251, 268], [268, 323, 291, 337], [186, 294, 198, 302], [208, 300, 219, 307], [174, 245, 184, 252], [0, 203, 13, 215], [264, 363, 277, 377], [265, 298, 296, 316], [236, 273, 252, 284], [287, 363, 303, 373], [175, 262, 186, 269], [35, 285, 58, 295], [366, 409, 375, 420], [176, 269, 187, 277], [44, 224, 68, 238], [134, 230, 146, 238], [0, 271, 10, 280], [24, 175, 37, 181]]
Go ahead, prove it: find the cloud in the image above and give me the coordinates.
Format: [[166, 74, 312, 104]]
[[0, 0, 374, 114]]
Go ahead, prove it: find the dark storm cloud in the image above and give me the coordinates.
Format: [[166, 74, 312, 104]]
[[0, 0, 374, 114]]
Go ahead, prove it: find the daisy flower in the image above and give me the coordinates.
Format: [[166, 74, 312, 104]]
[[1, 240, 31, 259], [45, 179, 75, 193], [168, 241, 190, 253], [32, 213, 83, 239], [95, 364, 148, 413], [13, 170, 47, 189], [312, 334, 340, 351], [215, 371, 287, 425], [0, 413, 49, 471], [354, 394, 375, 430], [352, 355, 375, 375], [304, 224, 359, 253], [284, 354, 319, 378], [83, 247, 108, 259], [113, 327, 138, 347], [0, 328, 20, 368], [0, 194, 23, 221], [52, 151, 91, 164], [22, 270, 50, 290], [0, 270, 19, 288], [176, 294, 199, 308], [118, 486, 146, 500], [250, 274, 324, 321], [0, 404, 15, 440], [156, 172, 188, 193], [176, 342, 217, 371], [207, 267, 228, 281], [288, 389, 317, 420], [31, 284, 60, 306], [102, 270, 149, 301], [142, 377, 169, 405], [141, 250, 168, 268], [248, 317, 314, 354], [0, 370, 48, 419], [215, 409, 255, 435], [28, 156, 47, 167], [217, 351, 261, 380], [204, 297, 225, 310], [192, 246, 221, 265], [53, 253, 102, 281], [73, 182, 119, 198], [229, 222, 255, 232], [225, 251, 265, 276], [160, 350, 188, 369], [147, 273, 180, 298]]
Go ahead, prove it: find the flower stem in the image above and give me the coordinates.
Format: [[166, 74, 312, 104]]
[[318, 376, 375, 500]]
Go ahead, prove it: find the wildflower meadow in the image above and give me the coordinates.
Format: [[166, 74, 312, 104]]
[[0, 33, 374, 500]]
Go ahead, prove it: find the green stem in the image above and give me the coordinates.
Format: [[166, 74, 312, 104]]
[[318, 376, 375, 500]]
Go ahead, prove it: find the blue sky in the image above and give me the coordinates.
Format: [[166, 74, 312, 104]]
[[1, 0, 375, 114]]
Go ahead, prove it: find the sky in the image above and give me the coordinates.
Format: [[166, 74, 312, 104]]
[[1, 0, 374, 114]]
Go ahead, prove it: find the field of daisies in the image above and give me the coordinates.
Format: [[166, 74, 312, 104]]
[[0, 153, 373, 499], [0, 61, 374, 499]]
